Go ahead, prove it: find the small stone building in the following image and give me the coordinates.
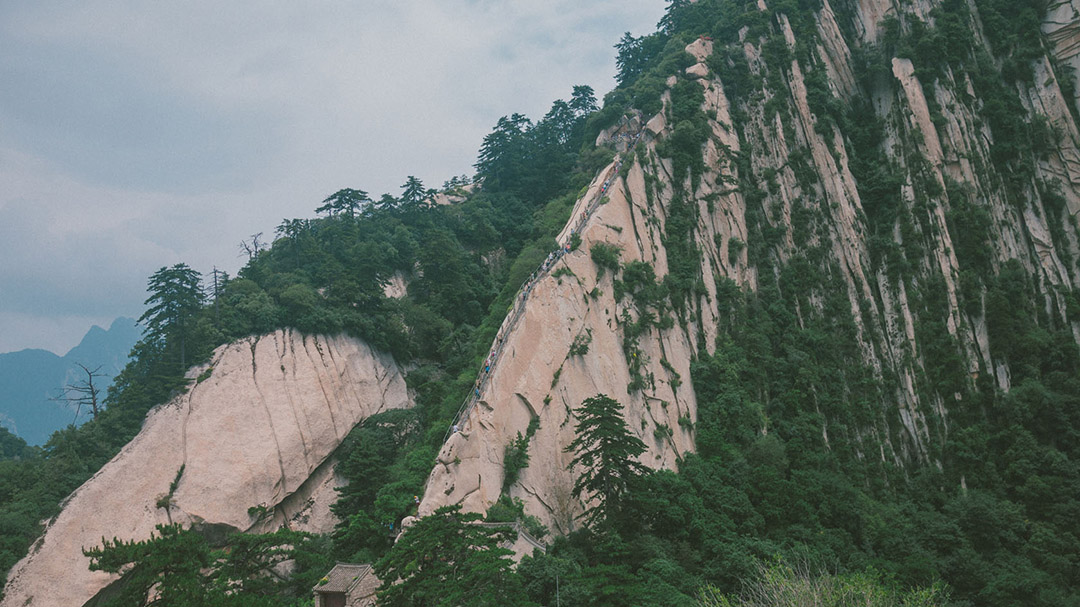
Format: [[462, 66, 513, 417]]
[[313, 563, 379, 607]]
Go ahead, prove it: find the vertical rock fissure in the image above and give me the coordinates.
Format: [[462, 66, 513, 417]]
[[302, 334, 341, 438], [247, 340, 290, 499]]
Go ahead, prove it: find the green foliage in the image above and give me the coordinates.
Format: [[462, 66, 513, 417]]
[[551, 266, 575, 280], [912, 275, 967, 398], [0, 427, 32, 461], [516, 549, 589, 606], [803, 63, 843, 135], [155, 465, 185, 511], [590, 241, 623, 277], [331, 409, 426, 563], [615, 32, 669, 88], [533, 193, 577, 240], [246, 504, 270, 523], [564, 394, 648, 529], [698, 559, 949, 606], [518, 511, 698, 607], [399, 176, 429, 215], [569, 329, 593, 356], [616, 261, 666, 309], [727, 237, 745, 258], [475, 87, 597, 207], [944, 177, 993, 279], [139, 264, 206, 369], [486, 495, 548, 541], [569, 230, 582, 251], [85, 524, 211, 607], [374, 505, 533, 607], [611, 260, 672, 392], [317, 188, 371, 218], [661, 193, 704, 310], [83, 523, 329, 606], [656, 79, 710, 186], [673, 254, 1080, 606], [862, 0, 1053, 196], [503, 417, 540, 492], [1039, 180, 1077, 273], [972, 0, 1045, 82], [843, 98, 905, 276]]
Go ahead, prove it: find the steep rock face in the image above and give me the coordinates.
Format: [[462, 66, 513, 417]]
[[1045, 0, 1080, 118], [1, 330, 409, 607], [421, 0, 1080, 534], [422, 156, 701, 533]]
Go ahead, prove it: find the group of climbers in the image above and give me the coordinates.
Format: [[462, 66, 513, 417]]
[[460, 339, 509, 434], [444, 128, 644, 441]]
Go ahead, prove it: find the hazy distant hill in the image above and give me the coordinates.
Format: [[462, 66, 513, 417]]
[[0, 318, 139, 445]]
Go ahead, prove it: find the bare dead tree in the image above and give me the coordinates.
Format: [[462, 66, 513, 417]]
[[52, 363, 105, 423], [210, 266, 224, 326], [239, 232, 266, 261]]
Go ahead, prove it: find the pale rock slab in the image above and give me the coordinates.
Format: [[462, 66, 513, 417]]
[[421, 150, 701, 534], [1045, 0, 1080, 118], [686, 62, 710, 79], [685, 37, 713, 62], [383, 271, 409, 299], [1, 330, 409, 607]]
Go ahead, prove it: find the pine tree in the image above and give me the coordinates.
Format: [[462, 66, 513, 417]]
[[84, 524, 211, 607], [275, 218, 309, 268], [570, 85, 598, 116], [84, 524, 323, 606], [564, 394, 647, 529], [139, 264, 204, 369], [475, 113, 532, 192], [374, 505, 533, 606], [317, 188, 371, 218], [399, 176, 427, 214], [375, 193, 400, 213]]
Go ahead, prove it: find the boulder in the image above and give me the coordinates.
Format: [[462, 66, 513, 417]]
[[685, 63, 710, 79]]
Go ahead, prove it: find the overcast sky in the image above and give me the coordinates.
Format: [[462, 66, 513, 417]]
[[0, 0, 666, 355]]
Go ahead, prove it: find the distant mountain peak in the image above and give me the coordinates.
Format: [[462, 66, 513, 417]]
[[64, 317, 139, 362], [1, 317, 139, 445]]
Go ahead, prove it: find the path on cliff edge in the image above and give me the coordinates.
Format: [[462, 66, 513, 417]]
[[442, 128, 645, 444]]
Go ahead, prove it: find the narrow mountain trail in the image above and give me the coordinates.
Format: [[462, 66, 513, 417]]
[[442, 130, 644, 444]]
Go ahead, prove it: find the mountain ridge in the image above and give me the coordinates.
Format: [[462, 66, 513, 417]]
[[0, 317, 139, 445], [3, 0, 1080, 604]]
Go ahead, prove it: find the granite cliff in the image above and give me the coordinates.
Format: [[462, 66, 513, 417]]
[[1, 330, 409, 607], [419, 0, 1080, 533], [4, 0, 1080, 603]]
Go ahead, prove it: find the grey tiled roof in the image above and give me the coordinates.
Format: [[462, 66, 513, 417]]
[[314, 563, 372, 594]]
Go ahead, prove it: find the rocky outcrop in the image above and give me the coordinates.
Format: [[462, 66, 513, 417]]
[[1, 330, 409, 607], [421, 159, 701, 532], [419, 0, 1080, 535], [1045, 0, 1080, 118], [383, 271, 409, 299], [419, 35, 743, 534]]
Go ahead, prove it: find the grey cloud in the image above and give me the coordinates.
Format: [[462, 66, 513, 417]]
[[0, 199, 161, 318], [0, 0, 667, 353], [0, 41, 284, 194]]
